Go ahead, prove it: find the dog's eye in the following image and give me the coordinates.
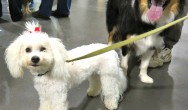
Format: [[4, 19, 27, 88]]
[[40, 47, 46, 52], [25, 48, 31, 53]]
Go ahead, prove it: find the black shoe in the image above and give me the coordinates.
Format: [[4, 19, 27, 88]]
[[32, 11, 50, 20], [51, 11, 69, 18]]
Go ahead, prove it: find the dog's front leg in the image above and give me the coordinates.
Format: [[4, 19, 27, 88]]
[[51, 87, 68, 110], [34, 80, 51, 110], [51, 94, 68, 110], [38, 95, 51, 110], [139, 50, 155, 83], [121, 52, 130, 76]]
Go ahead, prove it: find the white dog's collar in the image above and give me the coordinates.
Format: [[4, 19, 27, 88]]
[[37, 71, 49, 77]]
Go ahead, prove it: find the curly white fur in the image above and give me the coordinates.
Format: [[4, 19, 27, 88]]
[[5, 22, 127, 110]]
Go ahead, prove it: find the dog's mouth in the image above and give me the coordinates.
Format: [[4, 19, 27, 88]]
[[147, 0, 170, 22], [31, 64, 40, 67]]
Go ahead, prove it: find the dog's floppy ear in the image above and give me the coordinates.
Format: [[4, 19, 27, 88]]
[[5, 36, 24, 78], [49, 38, 69, 80]]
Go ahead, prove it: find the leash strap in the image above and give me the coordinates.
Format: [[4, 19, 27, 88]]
[[66, 15, 188, 62]]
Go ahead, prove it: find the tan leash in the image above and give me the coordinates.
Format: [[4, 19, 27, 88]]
[[66, 15, 188, 62]]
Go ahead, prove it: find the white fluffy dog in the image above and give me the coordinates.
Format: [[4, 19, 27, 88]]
[[5, 22, 127, 110]]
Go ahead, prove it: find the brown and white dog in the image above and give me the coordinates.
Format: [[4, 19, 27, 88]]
[[21, 0, 32, 14], [106, 0, 186, 83]]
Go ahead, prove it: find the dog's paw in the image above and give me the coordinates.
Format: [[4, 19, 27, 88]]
[[140, 75, 153, 83], [104, 98, 118, 110], [87, 88, 101, 97]]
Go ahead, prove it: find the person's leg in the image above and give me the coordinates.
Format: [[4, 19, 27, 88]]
[[32, 0, 53, 19], [39, 0, 53, 17], [163, 17, 185, 49], [149, 23, 184, 68], [149, 4, 188, 68], [8, 0, 23, 21], [52, 0, 71, 17], [0, 0, 2, 17], [57, 0, 71, 15]]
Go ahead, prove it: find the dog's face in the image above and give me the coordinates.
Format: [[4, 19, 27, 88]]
[[139, 0, 180, 23], [5, 22, 69, 79], [21, 33, 54, 75]]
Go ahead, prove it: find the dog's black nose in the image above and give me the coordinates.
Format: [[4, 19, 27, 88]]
[[31, 56, 40, 63]]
